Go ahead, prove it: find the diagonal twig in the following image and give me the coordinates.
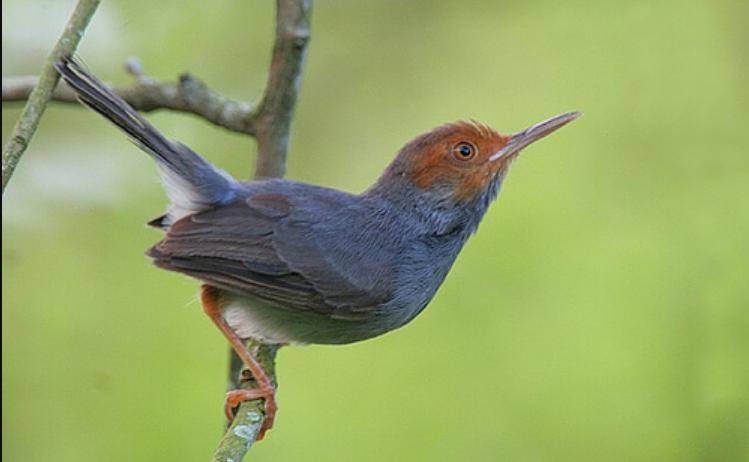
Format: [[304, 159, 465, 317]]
[[1, 0, 101, 193], [213, 0, 312, 460], [2, 0, 312, 459], [3, 0, 311, 183]]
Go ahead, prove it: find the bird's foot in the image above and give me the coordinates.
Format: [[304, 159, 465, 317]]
[[225, 386, 277, 441]]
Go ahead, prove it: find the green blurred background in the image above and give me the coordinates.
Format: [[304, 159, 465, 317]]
[[3, 0, 748, 461]]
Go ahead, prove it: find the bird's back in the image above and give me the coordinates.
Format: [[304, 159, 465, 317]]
[[147, 179, 407, 341], [149, 177, 468, 344]]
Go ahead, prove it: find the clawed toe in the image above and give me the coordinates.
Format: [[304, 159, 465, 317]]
[[224, 386, 277, 440]]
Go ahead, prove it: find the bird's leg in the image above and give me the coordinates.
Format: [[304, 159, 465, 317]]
[[200, 285, 277, 440]]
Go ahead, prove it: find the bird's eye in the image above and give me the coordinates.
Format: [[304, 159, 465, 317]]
[[453, 142, 477, 161]]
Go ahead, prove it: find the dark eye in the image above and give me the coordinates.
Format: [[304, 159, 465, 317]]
[[453, 141, 477, 161]]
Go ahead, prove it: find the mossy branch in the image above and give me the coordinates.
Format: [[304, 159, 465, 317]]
[[1, 0, 101, 193], [2, 0, 311, 458], [215, 1, 311, 458], [212, 343, 278, 462]]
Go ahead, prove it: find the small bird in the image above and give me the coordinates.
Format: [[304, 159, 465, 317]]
[[55, 56, 580, 440]]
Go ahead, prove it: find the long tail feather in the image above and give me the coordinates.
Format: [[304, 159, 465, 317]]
[[54, 56, 239, 223]]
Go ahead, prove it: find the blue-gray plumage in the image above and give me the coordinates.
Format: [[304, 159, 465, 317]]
[[55, 55, 579, 437], [150, 178, 477, 344]]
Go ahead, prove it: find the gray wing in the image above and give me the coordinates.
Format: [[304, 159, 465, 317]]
[[147, 181, 398, 320]]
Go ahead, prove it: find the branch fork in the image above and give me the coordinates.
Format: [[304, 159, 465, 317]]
[[2, 0, 312, 459]]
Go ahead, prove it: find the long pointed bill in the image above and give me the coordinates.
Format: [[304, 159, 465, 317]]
[[489, 111, 581, 161]]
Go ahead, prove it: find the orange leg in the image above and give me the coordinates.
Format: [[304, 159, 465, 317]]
[[200, 285, 277, 440]]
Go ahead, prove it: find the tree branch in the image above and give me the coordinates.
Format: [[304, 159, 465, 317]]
[[2, 0, 311, 458], [214, 0, 311, 460], [212, 342, 278, 462], [3, 70, 258, 135], [2, 0, 311, 183], [252, 0, 312, 178], [1, 0, 101, 193]]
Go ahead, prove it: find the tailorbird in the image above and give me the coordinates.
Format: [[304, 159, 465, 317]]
[[55, 56, 580, 439]]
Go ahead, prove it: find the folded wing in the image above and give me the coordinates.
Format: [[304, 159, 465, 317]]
[[148, 184, 398, 320]]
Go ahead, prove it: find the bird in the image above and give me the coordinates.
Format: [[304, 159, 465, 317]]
[[54, 56, 580, 440]]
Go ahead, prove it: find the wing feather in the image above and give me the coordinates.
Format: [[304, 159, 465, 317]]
[[148, 186, 396, 319]]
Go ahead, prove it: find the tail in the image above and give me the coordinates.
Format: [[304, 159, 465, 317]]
[[54, 56, 239, 226]]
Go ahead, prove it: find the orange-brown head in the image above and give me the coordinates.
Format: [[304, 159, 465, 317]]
[[373, 112, 580, 208]]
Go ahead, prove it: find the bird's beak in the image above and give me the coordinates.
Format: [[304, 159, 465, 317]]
[[489, 111, 582, 162]]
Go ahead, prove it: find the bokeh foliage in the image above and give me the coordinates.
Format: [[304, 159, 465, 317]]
[[3, 0, 748, 461]]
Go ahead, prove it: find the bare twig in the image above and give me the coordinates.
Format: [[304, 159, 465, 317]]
[[251, 0, 312, 178], [3, 76, 78, 101], [3, 73, 258, 135], [2, 0, 311, 458], [213, 0, 311, 460], [3, 0, 310, 182], [1, 0, 101, 193]]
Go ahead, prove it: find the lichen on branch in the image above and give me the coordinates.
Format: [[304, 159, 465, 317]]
[[2, 0, 312, 459], [1, 0, 101, 193]]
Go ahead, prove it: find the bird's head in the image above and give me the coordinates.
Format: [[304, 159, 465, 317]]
[[373, 112, 580, 213]]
